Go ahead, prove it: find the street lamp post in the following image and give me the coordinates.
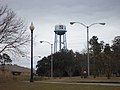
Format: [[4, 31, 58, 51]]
[[29, 22, 34, 82], [40, 41, 53, 78], [70, 22, 105, 77]]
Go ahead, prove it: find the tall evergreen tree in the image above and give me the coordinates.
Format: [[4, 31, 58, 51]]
[[89, 36, 104, 77], [111, 36, 120, 76], [104, 44, 112, 79]]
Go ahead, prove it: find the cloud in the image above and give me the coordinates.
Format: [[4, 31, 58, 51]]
[[2, 0, 120, 21]]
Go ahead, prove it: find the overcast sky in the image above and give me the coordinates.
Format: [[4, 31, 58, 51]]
[[1, 0, 120, 68]]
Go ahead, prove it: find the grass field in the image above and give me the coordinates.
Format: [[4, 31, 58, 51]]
[[0, 76, 120, 90]]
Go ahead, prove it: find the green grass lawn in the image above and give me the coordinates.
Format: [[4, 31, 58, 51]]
[[0, 76, 120, 90]]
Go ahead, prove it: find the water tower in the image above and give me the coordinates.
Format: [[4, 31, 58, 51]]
[[54, 25, 67, 53]]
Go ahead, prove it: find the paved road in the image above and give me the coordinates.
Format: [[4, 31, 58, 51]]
[[36, 81, 120, 86]]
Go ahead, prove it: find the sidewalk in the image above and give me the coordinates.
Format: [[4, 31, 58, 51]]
[[34, 81, 120, 86]]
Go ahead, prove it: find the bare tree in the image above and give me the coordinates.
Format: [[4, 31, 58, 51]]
[[0, 5, 29, 56]]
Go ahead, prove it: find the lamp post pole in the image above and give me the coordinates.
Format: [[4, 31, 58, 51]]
[[40, 41, 53, 78], [51, 44, 53, 78], [86, 26, 90, 76], [70, 22, 105, 77], [29, 22, 34, 82]]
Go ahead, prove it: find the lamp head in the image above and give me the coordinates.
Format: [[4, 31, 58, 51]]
[[99, 23, 105, 25], [30, 22, 34, 31], [40, 41, 43, 43], [70, 22, 75, 25]]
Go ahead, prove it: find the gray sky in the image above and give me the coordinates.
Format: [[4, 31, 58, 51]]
[[1, 0, 120, 68]]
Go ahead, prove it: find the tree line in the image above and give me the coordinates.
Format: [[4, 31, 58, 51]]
[[36, 36, 120, 78]]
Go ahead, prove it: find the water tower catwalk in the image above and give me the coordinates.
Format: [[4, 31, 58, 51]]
[[54, 25, 67, 53]]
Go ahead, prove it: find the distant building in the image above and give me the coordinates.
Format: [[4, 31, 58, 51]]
[[0, 64, 35, 78]]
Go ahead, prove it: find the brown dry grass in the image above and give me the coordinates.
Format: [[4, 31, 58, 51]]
[[0, 76, 120, 90]]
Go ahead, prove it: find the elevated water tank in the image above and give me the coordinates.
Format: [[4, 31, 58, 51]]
[[54, 25, 67, 35]]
